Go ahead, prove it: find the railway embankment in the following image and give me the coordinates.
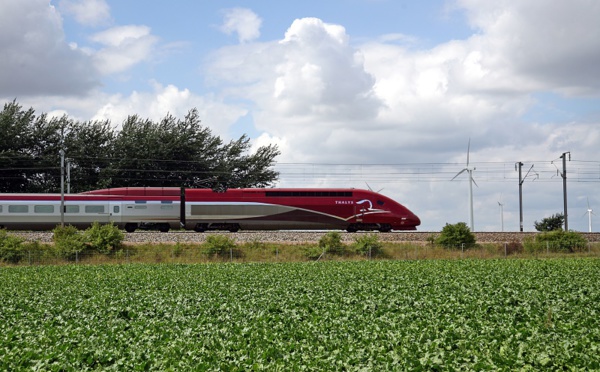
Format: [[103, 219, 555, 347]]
[[10, 231, 600, 244]]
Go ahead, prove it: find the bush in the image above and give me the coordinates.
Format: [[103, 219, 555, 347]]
[[0, 230, 25, 263], [534, 213, 564, 232], [436, 222, 476, 249], [84, 222, 125, 254], [529, 230, 588, 253], [53, 225, 87, 258], [504, 241, 523, 255], [303, 246, 325, 260], [353, 234, 383, 257], [203, 234, 238, 256], [319, 232, 346, 255]]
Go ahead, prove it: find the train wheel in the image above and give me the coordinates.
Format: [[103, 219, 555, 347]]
[[228, 225, 240, 233], [346, 225, 358, 233], [194, 224, 207, 232], [158, 224, 170, 233], [124, 223, 137, 233], [379, 224, 392, 233]]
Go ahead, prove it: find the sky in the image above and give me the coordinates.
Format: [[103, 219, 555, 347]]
[[1, 0, 599, 232]]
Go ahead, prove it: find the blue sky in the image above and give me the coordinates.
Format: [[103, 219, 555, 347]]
[[1, 0, 599, 232]]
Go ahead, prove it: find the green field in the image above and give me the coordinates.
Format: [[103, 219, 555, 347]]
[[1, 259, 599, 370]]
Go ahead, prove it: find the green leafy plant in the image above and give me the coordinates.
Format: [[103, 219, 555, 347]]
[[52, 225, 87, 258], [1, 260, 600, 370], [526, 230, 588, 253], [203, 234, 238, 256], [435, 222, 476, 248], [303, 245, 324, 260], [83, 222, 125, 254], [318, 231, 346, 255], [0, 229, 25, 263], [352, 233, 383, 257]]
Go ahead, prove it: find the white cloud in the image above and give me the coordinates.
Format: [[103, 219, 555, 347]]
[[91, 82, 247, 138], [220, 8, 262, 43], [457, 0, 600, 94], [59, 0, 111, 27], [0, 0, 99, 96], [90, 25, 158, 74]]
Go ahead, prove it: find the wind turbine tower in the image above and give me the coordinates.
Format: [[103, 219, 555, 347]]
[[452, 139, 477, 231], [584, 198, 595, 233], [498, 201, 504, 232]]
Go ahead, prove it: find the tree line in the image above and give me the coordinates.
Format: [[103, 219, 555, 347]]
[[0, 101, 280, 193]]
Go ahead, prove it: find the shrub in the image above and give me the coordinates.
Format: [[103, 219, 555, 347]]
[[353, 234, 383, 257], [436, 222, 476, 249], [303, 246, 325, 260], [318, 232, 346, 255], [534, 213, 564, 232], [52, 225, 87, 258], [203, 234, 237, 256], [504, 241, 523, 255], [534, 230, 588, 253], [84, 222, 125, 254], [0, 230, 25, 264]]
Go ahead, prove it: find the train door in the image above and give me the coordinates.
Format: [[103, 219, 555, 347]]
[[109, 201, 122, 225], [354, 198, 364, 223]]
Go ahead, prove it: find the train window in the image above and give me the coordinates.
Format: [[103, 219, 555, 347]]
[[161, 205, 174, 210], [377, 200, 384, 206], [161, 200, 173, 204], [135, 200, 147, 204], [8, 205, 28, 213], [0, 206, 2, 213], [34, 205, 54, 213], [85, 205, 105, 213], [66, 205, 80, 213], [134, 205, 147, 210], [113, 206, 120, 213]]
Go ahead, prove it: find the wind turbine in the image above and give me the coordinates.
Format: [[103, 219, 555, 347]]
[[452, 139, 478, 231], [583, 197, 595, 232]]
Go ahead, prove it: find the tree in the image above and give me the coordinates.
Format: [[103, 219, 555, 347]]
[[64, 119, 116, 192], [0, 101, 38, 192], [436, 222, 476, 248], [0, 102, 280, 192], [534, 213, 564, 232], [110, 109, 279, 189]]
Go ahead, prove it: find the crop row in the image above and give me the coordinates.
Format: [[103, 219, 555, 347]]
[[1, 259, 600, 370]]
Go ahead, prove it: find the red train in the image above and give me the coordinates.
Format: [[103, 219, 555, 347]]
[[0, 187, 420, 232]]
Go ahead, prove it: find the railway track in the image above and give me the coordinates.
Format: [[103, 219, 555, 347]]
[[10, 231, 600, 244]]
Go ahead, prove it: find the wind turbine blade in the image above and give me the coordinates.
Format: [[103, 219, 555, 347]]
[[365, 182, 373, 191], [472, 177, 479, 188], [587, 197, 591, 209], [451, 168, 467, 181]]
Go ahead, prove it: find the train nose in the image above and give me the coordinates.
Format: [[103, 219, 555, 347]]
[[401, 213, 421, 228]]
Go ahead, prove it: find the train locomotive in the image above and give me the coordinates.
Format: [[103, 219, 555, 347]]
[[0, 187, 421, 232]]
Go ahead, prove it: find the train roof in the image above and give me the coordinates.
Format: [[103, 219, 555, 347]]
[[81, 187, 365, 197]]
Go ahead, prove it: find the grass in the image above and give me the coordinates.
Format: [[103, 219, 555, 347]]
[[4, 240, 600, 267]]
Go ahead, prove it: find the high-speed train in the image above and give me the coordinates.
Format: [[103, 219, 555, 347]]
[[0, 187, 421, 232]]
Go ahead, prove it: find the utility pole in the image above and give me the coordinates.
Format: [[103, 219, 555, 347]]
[[560, 152, 570, 230], [516, 162, 523, 232], [516, 162, 536, 232], [60, 149, 65, 227], [66, 159, 71, 194]]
